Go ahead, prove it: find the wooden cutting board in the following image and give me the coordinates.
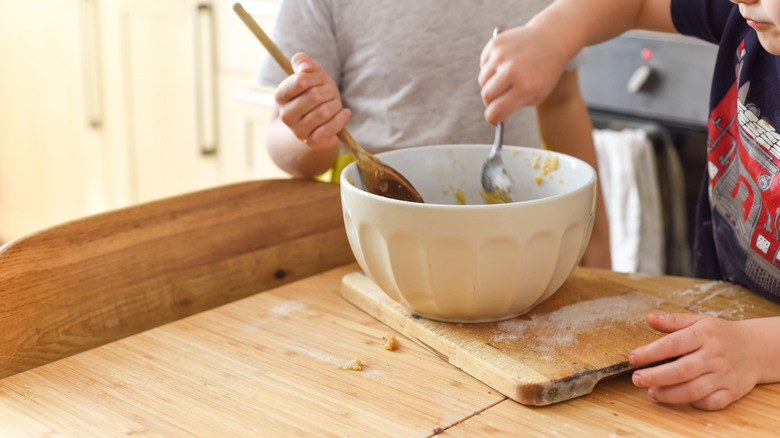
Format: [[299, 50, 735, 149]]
[[341, 268, 775, 406]]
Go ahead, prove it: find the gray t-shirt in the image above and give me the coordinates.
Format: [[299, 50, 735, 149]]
[[258, 0, 574, 153]]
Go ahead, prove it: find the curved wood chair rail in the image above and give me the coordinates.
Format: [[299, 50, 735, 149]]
[[0, 179, 354, 379]]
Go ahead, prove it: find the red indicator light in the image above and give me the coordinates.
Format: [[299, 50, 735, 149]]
[[641, 48, 653, 61]]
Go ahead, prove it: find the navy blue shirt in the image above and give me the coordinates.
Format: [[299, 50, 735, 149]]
[[672, 0, 780, 298]]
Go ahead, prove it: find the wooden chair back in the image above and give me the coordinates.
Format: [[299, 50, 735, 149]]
[[0, 179, 354, 379]]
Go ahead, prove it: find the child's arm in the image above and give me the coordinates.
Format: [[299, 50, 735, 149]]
[[478, 0, 675, 126], [266, 52, 348, 178], [629, 313, 780, 410]]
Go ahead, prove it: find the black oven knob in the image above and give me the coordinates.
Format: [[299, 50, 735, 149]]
[[626, 64, 654, 93]]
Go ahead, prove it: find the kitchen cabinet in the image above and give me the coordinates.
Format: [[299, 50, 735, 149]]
[[214, 0, 287, 183], [114, 0, 222, 204], [217, 76, 288, 184], [0, 0, 285, 243], [0, 0, 107, 241], [108, 0, 287, 201], [118, 0, 287, 197]]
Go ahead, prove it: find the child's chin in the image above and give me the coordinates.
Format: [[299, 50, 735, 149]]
[[756, 34, 780, 56]]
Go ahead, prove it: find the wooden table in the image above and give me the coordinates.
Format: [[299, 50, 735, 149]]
[[2, 261, 780, 437]]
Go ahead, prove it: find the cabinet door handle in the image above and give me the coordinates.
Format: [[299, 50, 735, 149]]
[[80, 0, 103, 129], [194, 2, 218, 155]]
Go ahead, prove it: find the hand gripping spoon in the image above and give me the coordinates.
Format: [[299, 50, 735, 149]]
[[480, 26, 514, 204], [234, 3, 424, 203]]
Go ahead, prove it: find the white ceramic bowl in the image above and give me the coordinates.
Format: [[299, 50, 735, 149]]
[[340, 144, 597, 323]]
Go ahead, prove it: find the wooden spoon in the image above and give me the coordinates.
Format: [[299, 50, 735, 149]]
[[234, 3, 424, 203]]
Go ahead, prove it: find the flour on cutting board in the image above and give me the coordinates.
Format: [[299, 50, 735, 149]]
[[490, 293, 665, 348], [677, 280, 720, 296], [695, 283, 758, 318]]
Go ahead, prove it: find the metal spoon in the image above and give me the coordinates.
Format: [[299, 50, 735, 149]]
[[481, 27, 514, 204], [234, 3, 424, 203]]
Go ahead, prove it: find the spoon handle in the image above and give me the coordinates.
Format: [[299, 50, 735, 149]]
[[488, 122, 504, 159], [234, 3, 294, 75], [233, 2, 424, 203], [489, 26, 505, 159], [234, 2, 365, 159], [335, 130, 368, 160]]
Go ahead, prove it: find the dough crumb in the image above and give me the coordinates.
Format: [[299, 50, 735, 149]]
[[534, 153, 560, 185], [340, 359, 363, 371], [383, 335, 398, 351]]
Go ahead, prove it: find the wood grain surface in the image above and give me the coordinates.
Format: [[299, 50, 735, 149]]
[[444, 376, 780, 437], [0, 179, 354, 379], [342, 267, 780, 406], [0, 264, 502, 437], [2, 263, 780, 436]]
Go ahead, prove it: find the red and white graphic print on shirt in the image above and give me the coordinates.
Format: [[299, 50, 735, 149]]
[[707, 40, 780, 269]]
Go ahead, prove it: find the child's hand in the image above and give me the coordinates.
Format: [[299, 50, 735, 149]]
[[629, 313, 764, 410], [478, 25, 571, 126], [273, 52, 350, 150]]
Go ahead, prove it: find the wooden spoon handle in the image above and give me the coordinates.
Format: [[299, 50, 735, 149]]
[[336, 130, 369, 161], [233, 3, 294, 76], [234, 2, 363, 158], [233, 2, 423, 203]]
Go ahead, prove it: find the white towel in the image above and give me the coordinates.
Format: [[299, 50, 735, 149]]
[[593, 128, 665, 274]]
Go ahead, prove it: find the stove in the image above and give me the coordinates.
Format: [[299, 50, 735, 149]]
[[578, 30, 719, 275], [579, 30, 718, 129]]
